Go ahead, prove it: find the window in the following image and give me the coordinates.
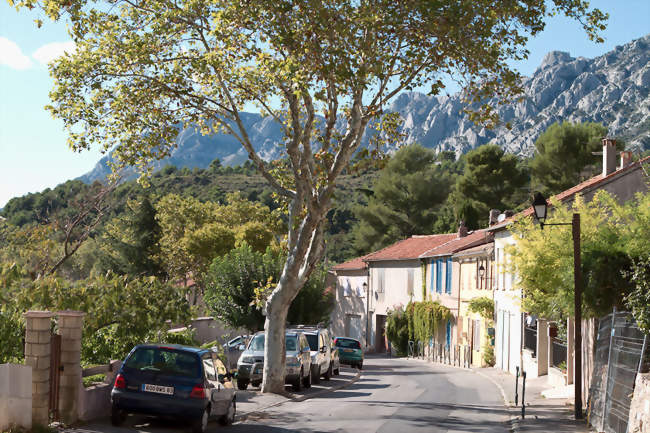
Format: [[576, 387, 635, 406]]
[[445, 257, 451, 294], [377, 268, 385, 293], [343, 278, 351, 297], [407, 269, 414, 296], [203, 355, 216, 380]]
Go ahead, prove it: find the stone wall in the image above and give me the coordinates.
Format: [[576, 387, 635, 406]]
[[0, 364, 32, 430], [628, 372, 650, 433]]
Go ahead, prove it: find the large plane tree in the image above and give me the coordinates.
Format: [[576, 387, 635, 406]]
[[15, 0, 606, 393]]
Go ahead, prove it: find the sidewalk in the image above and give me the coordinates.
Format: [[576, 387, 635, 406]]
[[473, 367, 592, 433]]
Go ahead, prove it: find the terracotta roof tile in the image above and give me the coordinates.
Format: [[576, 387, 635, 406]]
[[363, 233, 456, 262], [419, 230, 493, 258], [332, 255, 369, 271]]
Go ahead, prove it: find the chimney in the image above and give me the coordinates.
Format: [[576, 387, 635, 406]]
[[489, 209, 500, 226], [620, 151, 633, 169], [504, 210, 515, 218], [602, 138, 617, 177], [458, 220, 468, 238]]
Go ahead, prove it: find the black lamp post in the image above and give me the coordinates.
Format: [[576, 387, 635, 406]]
[[531, 192, 583, 419], [478, 264, 485, 289]]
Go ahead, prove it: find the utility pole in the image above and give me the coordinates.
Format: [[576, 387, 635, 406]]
[[573, 213, 582, 419]]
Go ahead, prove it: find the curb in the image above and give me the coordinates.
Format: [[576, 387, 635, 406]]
[[235, 369, 362, 423], [470, 369, 520, 433]]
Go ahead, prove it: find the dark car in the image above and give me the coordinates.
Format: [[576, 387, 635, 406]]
[[111, 344, 236, 433], [334, 337, 364, 369]]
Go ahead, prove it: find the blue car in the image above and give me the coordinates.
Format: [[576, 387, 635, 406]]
[[111, 344, 236, 433]]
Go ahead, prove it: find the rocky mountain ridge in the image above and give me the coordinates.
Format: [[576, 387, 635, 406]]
[[81, 34, 650, 183]]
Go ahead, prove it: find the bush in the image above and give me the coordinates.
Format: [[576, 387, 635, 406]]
[[386, 305, 409, 356], [82, 373, 106, 388], [482, 344, 495, 367]]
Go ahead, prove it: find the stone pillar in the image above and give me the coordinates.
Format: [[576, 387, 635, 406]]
[[567, 317, 574, 385], [57, 310, 85, 425], [536, 319, 548, 376], [23, 311, 53, 426], [547, 326, 554, 373]]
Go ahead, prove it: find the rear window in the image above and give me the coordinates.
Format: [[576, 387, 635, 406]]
[[247, 334, 300, 351], [305, 334, 318, 350], [335, 339, 361, 349], [125, 347, 201, 378]]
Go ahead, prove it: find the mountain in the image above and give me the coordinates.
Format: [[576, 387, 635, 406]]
[[81, 34, 650, 183]]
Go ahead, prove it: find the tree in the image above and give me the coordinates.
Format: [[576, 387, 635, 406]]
[[530, 122, 610, 195], [508, 191, 648, 322], [20, 0, 607, 393], [450, 144, 529, 229], [351, 145, 458, 253]]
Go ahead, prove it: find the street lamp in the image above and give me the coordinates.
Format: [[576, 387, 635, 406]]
[[531, 192, 583, 419], [478, 264, 485, 289]]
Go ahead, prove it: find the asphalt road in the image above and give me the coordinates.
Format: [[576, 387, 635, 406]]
[[69, 357, 509, 433], [232, 356, 509, 433]]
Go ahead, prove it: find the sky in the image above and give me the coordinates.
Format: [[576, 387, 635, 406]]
[[1, 1, 650, 208]]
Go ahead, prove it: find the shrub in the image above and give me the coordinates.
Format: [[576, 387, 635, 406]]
[[386, 304, 409, 356]]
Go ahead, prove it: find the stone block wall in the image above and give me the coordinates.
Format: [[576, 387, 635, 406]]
[[23, 311, 53, 426], [628, 372, 650, 433]]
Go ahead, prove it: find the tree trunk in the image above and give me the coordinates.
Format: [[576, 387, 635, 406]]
[[261, 284, 292, 393]]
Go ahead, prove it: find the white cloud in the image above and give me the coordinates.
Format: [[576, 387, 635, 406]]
[[0, 37, 33, 70], [32, 41, 76, 66]]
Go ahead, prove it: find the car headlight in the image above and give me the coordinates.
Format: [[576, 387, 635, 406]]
[[240, 356, 255, 364], [286, 356, 300, 367]]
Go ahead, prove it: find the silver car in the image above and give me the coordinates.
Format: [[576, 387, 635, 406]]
[[236, 331, 312, 391]]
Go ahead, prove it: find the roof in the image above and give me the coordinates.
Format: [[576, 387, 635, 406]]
[[419, 230, 493, 258], [363, 233, 457, 262], [488, 155, 650, 231], [332, 255, 369, 271], [453, 242, 494, 258]]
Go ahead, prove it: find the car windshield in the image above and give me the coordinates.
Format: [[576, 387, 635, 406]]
[[248, 334, 300, 352], [124, 347, 200, 378], [335, 339, 361, 349], [305, 334, 318, 350]]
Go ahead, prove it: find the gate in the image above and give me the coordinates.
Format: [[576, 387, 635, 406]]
[[49, 333, 61, 421]]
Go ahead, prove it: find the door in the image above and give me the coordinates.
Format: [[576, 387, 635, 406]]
[[346, 314, 361, 340], [375, 315, 387, 352]]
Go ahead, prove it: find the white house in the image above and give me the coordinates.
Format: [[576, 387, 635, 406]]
[[329, 256, 369, 348]]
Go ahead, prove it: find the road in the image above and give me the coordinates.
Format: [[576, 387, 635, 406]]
[[70, 356, 509, 433]]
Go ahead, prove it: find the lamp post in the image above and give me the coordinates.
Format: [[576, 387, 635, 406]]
[[478, 264, 485, 290], [531, 192, 583, 419]]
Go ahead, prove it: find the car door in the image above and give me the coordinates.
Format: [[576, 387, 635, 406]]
[[214, 353, 235, 412], [202, 354, 222, 416]]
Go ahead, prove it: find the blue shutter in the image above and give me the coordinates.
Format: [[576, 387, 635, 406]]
[[446, 320, 452, 347], [436, 260, 443, 293], [430, 261, 435, 292], [446, 257, 453, 294]]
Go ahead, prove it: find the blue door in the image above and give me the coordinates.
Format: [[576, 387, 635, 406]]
[[446, 320, 452, 347]]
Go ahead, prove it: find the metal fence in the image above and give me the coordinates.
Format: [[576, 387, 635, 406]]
[[551, 339, 567, 368], [588, 309, 649, 433], [407, 340, 471, 368], [524, 326, 537, 357]]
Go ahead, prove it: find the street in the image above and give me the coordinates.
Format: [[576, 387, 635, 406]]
[[70, 356, 509, 433]]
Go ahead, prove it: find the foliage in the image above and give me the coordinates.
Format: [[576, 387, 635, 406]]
[[385, 304, 410, 356], [161, 327, 199, 347], [625, 255, 650, 335], [482, 344, 495, 367], [351, 145, 459, 253], [530, 122, 610, 196], [508, 191, 649, 322], [450, 144, 529, 229], [82, 374, 106, 388], [204, 244, 334, 332], [468, 297, 495, 321], [408, 301, 452, 344]]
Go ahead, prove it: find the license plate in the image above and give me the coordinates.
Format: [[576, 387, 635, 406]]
[[142, 384, 174, 395], [344, 349, 354, 353]]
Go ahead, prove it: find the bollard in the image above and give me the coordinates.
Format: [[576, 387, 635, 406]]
[[515, 366, 519, 406], [521, 371, 527, 419]]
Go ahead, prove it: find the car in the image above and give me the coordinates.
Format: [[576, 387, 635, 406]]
[[334, 337, 364, 369], [236, 331, 312, 391], [289, 326, 339, 384], [110, 344, 236, 433], [222, 335, 249, 371]]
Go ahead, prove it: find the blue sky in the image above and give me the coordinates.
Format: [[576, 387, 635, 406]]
[[1, 1, 649, 208]]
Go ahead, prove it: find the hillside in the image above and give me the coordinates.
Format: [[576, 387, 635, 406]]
[[80, 34, 650, 183]]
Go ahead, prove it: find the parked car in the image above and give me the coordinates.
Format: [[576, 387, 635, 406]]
[[222, 335, 249, 372], [334, 337, 364, 369], [110, 344, 236, 433], [236, 331, 312, 391], [289, 326, 339, 384]]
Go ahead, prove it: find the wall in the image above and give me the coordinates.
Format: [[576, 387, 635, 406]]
[[628, 372, 650, 433], [0, 364, 32, 430], [329, 269, 368, 347], [78, 360, 122, 422]]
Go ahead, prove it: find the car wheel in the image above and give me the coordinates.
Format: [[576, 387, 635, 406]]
[[219, 399, 236, 426], [303, 367, 312, 389], [358, 362, 363, 370], [110, 405, 126, 426], [251, 380, 261, 388], [334, 365, 340, 375], [324, 362, 332, 380], [292, 368, 303, 392], [237, 379, 249, 390], [192, 408, 209, 433], [311, 365, 321, 384]]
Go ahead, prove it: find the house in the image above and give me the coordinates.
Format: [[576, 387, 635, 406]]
[[419, 226, 493, 358], [329, 255, 369, 349], [488, 139, 649, 380], [363, 233, 456, 352], [453, 241, 495, 367]]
